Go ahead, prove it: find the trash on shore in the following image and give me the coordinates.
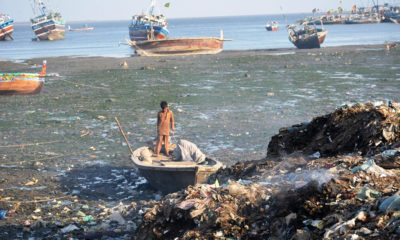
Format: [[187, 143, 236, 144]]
[[135, 101, 400, 239], [267, 101, 400, 158], [1, 101, 400, 239]]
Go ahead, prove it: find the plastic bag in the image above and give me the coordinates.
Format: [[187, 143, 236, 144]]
[[379, 195, 400, 212]]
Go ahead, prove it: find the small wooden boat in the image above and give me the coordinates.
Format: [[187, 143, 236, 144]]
[[68, 25, 94, 31], [0, 14, 14, 40], [265, 21, 278, 31], [0, 60, 52, 95], [131, 145, 224, 193], [125, 30, 230, 56]]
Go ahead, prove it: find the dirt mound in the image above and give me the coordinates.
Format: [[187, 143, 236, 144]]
[[267, 102, 400, 158]]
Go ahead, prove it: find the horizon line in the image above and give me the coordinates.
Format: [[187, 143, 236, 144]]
[[13, 12, 316, 25]]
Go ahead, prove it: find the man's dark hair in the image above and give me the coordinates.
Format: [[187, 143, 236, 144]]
[[160, 101, 168, 109]]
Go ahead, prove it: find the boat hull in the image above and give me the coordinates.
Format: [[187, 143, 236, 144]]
[[317, 31, 328, 44], [0, 74, 44, 95], [0, 19, 14, 40], [32, 20, 65, 41], [129, 25, 168, 41], [131, 148, 224, 193], [291, 34, 321, 49], [127, 37, 225, 56], [266, 26, 278, 31]]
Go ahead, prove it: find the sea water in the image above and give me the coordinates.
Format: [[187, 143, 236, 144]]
[[1, 14, 400, 60]]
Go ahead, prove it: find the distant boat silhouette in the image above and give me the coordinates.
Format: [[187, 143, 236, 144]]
[[68, 24, 94, 31]]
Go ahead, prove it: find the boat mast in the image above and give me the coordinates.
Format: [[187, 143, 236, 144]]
[[32, 0, 48, 16], [148, 0, 156, 15]]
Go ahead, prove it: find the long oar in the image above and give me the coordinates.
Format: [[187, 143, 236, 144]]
[[114, 117, 134, 155]]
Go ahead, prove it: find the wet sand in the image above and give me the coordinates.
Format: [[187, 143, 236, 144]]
[[0, 43, 399, 238]]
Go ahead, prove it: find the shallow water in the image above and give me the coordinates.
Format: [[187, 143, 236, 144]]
[[2, 14, 400, 60]]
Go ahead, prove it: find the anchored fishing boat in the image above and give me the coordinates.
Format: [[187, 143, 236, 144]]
[[0, 60, 56, 95], [30, 0, 66, 41], [0, 14, 14, 40], [287, 24, 328, 49], [265, 21, 278, 31], [131, 142, 224, 193], [129, 0, 169, 41], [126, 30, 229, 56], [68, 24, 94, 31]]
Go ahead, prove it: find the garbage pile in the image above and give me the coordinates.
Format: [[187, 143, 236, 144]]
[[267, 101, 400, 158], [135, 102, 400, 239], [136, 152, 400, 239]]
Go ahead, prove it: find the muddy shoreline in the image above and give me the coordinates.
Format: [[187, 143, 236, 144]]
[[0, 43, 396, 74], [1, 43, 400, 239]]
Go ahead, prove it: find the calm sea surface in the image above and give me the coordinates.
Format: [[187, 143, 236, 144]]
[[1, 13, 400, 61]]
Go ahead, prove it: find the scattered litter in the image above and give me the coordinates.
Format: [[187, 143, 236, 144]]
[[60, 224, 79, 233]]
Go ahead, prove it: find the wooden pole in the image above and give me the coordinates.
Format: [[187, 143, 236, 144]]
[[114, 117, 134, 155]]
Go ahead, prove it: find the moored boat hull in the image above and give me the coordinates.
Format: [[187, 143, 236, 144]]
[[127, 37, 225, 56], [32, 21, 65, 40], [129, 25, 168, 41], [131, 147, 224, 193], [265, 26, 278, 31], [0, 19, 14, 40], [0, 60, 48, 95], [292, 34, 320, 49], [318, 30, 328, 44], [137, 166, 197, 193], [0, 75, 44, 95]]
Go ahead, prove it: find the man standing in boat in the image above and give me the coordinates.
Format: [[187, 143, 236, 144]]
[[156, 101, 175, 157]]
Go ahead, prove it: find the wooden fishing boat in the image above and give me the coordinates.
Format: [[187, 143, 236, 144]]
[[68, 25, 94, 31], [31, 0, 66, 41], [265, 21, 278, 31], [131, 146, 224, 193], [129, 0, 169, 41], [0, 61, 51, 95], [125, 30, 229, 56], [287, 25, 327, 49], [0, 14, 14, 40]]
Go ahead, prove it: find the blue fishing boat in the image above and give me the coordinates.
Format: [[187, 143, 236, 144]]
[[128, 0, 169, 41], [30, 0, 65, 41]]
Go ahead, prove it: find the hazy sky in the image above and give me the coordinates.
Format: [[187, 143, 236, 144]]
[[1, 0, 386, 22]]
